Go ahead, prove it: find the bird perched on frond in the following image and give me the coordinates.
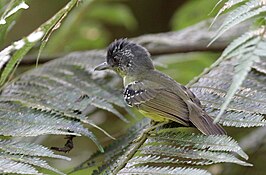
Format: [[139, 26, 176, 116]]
[[94, 38, 226, 135]]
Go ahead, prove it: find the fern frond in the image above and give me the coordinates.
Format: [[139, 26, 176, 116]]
[[0, 101, 104, 152], [191, 56, 266, 126], [212, 26, 265, 122], [220, 27, 264, 58], [128, 155, 214, 166], [0, 51, 137, 153], [83, 119, 250, 175], [209, 0, 266, 46], [139, 145, 250, 166], [0, 159, 40, 175], [0, 138, 70, 175], [146, 131, 248, 159], [210, 0, 245, 28], [83, 119, 150, 175], [0, 0, 80, 86], [0, 139, 70, 160], [0, 154, 65, 175], [118, 165, 211, 175], [0, 0, 29, 25], [207, 109, 266, 127]]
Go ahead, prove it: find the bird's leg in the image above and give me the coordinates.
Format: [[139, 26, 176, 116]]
[[133, 121, 169, 143]]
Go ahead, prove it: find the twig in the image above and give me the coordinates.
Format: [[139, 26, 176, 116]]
[[133, 16, 253, 56]]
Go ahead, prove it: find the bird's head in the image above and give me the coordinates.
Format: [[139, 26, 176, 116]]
[[94, 38, 154, 77]]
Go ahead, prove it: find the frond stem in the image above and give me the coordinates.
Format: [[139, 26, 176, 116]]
[[112, 132, 148, 174], [112, 121, 168, 174]]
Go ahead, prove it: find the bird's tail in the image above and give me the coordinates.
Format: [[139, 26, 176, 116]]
[[187, 101, 226, 135]]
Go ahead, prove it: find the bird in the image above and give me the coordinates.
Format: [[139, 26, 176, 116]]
[[94, 38, 226, 135]]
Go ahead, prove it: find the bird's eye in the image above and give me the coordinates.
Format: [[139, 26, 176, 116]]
[[126, 61, 132, 67], [113, 55, 120, 63]]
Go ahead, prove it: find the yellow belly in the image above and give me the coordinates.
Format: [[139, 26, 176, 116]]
[[139, 110, 169, 122]]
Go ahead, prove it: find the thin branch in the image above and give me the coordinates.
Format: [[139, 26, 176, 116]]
[[133, 16, 253, 55], [20, 16, 252, 66], [112, 132, 148, 174]]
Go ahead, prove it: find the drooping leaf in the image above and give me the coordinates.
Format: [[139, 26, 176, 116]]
[[0, 50, 137, 155], [0, 154, 65, 175], [214, 54, 260, 123], [118, 166, 211, 175], [209, 0, 266, 46], [0, 0, 28, 45], [0, 0, 80, 86], [0, 159, 39, 175], [146, 130, 248, 159], [207, 23, 266, 123], [0, 138, 69, 175], [191, 57, 266, 126], [75, 118, 251, 175], [210, 0, 244, 28]]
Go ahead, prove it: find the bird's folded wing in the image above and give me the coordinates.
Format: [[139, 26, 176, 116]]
[[124, 81, 190, 126]]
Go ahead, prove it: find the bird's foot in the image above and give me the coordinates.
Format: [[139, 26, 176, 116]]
[[132, 121, 168, 143]]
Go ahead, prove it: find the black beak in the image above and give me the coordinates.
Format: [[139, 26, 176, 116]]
[[94, 62, 110, 71]]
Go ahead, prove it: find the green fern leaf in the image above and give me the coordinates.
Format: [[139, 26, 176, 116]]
[[210, 0, 245, 28], [118, 166, 211, 175], [0, 159, 40, 175], [0, 0, 28, 45], [0, 154, 65, 175], [0, 0, 80, 86], [207, 109, 266, 127], [0, 139, 70, 160], [209, 0, 265, 46], [0, 138, 70, 175], [146, 131, 248, 159], [85, 119, 150, 175], [213, 41, 261, 122], [83, 120, 251, 175], [140, 145, 250, 166], [214, 56, 260, 122], [191, 58, 266, 126], [220, 27, 263, 58]]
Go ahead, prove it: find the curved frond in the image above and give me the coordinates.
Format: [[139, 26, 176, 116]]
[[79, 119, 251, 175], [0, 0, 29, 25], [0, 139, 69, 175], [78, 119, 150, 175], [0, 51, 135, 154], [0, 0, 81, 86], [118, 166, 211, 175], [0, 159, 39, 175], [210, 0, 245, 28], [220, 27, 264, 58], [208, 25, 266, 122], [209, 0, 266, 45], [191, 56, 266, 126], [214, 54, 260, 123], [146, 130, 248, 159], [0, 154, 64, 175], [0, 139, 69, 160], [139, 145, 250, 166]]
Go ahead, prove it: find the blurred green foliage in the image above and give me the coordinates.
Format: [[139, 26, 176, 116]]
[[3, 0, 220, 54], [155, 52, 219, 84], [45, 2, 137, 53], [171, 0, 219, 30]]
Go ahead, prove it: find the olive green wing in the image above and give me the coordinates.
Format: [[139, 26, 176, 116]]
[[123, 81, 190, 126]]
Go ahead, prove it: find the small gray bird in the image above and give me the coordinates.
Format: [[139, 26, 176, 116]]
[[95, 38, 226, 135]]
